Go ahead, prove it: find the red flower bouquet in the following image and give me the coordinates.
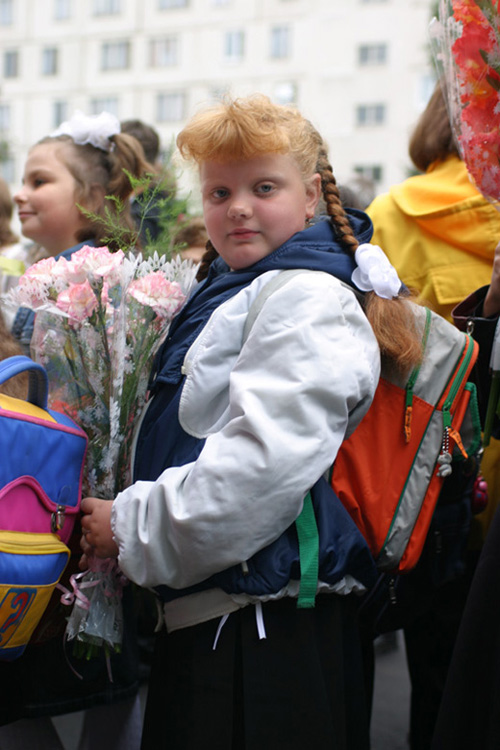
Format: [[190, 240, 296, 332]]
[[432, 0, 500, 201]]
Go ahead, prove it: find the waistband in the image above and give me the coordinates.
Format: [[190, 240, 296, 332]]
[[162, 587, 244, 633]]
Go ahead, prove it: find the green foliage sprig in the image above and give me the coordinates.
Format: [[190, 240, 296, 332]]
[[78, 167, 191, 260]]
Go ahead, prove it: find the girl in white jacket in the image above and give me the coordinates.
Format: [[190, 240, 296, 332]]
[[80, 95, 421, 750]]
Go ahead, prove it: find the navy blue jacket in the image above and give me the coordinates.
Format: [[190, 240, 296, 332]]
[[134, 214, 379, 602]]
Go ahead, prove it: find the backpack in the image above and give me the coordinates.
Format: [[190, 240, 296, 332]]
[[0, 355, 88, 660], [244, 270, 481, 581]]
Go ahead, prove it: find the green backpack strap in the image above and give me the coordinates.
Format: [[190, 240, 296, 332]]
[[295, 491, 319, 608]]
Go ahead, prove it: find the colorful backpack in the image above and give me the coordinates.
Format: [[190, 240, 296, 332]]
[[330, 303, 480, 573], [244, 270, 481, 579], [0, 355, 88, 660]]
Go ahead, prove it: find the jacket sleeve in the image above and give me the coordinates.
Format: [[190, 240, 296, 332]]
[[111, 272, 381, 589]]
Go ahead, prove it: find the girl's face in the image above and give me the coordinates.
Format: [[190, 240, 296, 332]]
[[200, 153, 320, 270], [14, 142, 85, 256]]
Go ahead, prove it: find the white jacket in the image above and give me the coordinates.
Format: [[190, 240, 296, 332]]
[[111, 270, 381, 629]]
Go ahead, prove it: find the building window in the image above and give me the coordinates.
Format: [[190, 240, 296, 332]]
[[159, 0, 188, 8], [358, 43, 387, 66], [270, 26, 290, 59], [224, 30, 244, 62], [354, 164, 383, 184], [0, 104, 10, 132], [54, 0, 72, 19], [157, 92, 185, 122], [90, 97, 119, 117], [149, 37, 179, 67], [101, 41, 130, 71], [53, 100, 69, 128], [4, 50, 18, 78], [356, 103, 386, 126], [93, 0, 121, 14], [42, 48, 58, 76], [273, 81, 297, 105], [0, 0, 13, 25]]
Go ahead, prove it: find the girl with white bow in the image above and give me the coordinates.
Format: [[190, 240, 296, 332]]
[[81, 94, 422, 750], [1, 111, 149, 750]]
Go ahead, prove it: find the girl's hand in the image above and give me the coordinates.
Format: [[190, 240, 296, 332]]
[[484, 241, 500, 317], [80, 496, 118, 568]]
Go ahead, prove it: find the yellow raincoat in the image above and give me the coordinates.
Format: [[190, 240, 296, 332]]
[[367, 155, 500, 323]]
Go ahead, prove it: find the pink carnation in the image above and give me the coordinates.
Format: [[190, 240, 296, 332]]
[[65, 246, 125, 287], [17, 257, 59, 307], [127, 273, 185, 318], [56, 280, 98, 322]]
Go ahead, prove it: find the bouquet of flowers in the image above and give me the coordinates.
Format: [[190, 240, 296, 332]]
[[432, 2, 500, 442], [431, 0, 500, 203], [10, 244, 197, 657]]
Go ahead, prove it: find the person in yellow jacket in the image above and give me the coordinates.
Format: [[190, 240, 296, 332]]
[[365, 79, 500, 750], [367, 85, 500, 325]]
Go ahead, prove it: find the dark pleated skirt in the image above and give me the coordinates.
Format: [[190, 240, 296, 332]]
[[141, 594, 370, 750]]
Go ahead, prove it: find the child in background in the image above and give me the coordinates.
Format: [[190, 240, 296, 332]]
[[12, 110, 149, 352], [0, 111, 149, 750], [80, 95, 422, 750]]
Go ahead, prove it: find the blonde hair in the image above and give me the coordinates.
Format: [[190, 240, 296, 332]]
[[36, 133, 151, 251], [177, 95, 422, 373]]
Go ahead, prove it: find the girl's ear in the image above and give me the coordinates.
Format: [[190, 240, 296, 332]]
[[305, 173, 321, 220]]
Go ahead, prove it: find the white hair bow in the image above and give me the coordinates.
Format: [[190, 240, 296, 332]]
[[351, 243, 402, 299], [51, 110, 120, 152]]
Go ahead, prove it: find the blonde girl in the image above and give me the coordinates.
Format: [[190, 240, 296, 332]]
[[81, 95, 421, 750]]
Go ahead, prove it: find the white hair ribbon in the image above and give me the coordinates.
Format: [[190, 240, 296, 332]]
[[351, 243, 402, 299], [51, 110, 120, 152]]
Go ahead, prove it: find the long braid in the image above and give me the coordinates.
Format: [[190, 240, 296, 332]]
[[317, 147, 422, 374], [196, 240, 219, 282], [317, 148, 358, 255]]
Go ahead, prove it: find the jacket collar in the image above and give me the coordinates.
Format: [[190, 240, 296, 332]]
[[152, 212, 373, 387]]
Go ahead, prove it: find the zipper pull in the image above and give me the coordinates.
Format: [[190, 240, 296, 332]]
[[404, 384, 414, 443], [447, 425, 468, 459], [437, 412, 453, 477], [51, 505, 66, 533]]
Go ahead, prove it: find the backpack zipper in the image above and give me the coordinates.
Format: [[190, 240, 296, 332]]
[[437, 335, 478, 472]]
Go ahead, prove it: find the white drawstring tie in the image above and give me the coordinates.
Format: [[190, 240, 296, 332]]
[[212, 602, 267, 650]]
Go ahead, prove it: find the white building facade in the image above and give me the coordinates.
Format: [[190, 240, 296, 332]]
[[0, 0, 436, 201]]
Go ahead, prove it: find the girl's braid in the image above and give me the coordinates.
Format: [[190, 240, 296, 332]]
[[196, 239, 219, 281], [317, 149, 358, 255]]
